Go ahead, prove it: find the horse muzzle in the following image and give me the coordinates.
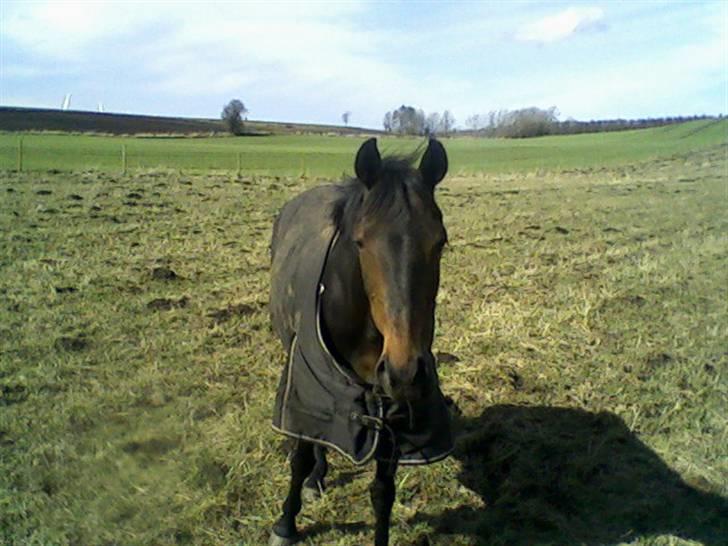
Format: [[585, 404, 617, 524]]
[[375, 352, 433, 402]]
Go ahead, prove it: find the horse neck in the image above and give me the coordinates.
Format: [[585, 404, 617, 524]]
[[320, 234, 383, 383]]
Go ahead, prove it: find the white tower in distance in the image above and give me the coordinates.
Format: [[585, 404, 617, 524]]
[[61, 94, 72, 110]]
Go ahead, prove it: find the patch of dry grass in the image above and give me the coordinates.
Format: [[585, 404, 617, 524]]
[[1, 145, 726, 545]]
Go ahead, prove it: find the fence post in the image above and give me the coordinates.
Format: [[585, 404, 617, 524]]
[[121, 144, 127, 175], [236, 151, 242, 177], [17, 137, 23, 172]]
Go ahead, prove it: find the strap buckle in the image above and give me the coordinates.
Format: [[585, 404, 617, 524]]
[[350, 412, 385, 431]]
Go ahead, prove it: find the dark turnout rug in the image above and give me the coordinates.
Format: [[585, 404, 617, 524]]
[[270, 193, 453, 464]]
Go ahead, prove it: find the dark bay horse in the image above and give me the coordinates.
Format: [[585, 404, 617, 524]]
[[269, 138, 452, 546]]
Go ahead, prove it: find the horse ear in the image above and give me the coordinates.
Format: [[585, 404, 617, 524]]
[[419, 138, 448, 188], [355, 138, 381, 189]]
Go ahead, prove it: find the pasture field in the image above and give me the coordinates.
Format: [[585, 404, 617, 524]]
[[0, 106, 376, 137], [1, 138, 727, 545], [0, 118, 726, 177]]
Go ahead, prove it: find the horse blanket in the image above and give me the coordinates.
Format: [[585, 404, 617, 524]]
[[270, 186, 453, 465]]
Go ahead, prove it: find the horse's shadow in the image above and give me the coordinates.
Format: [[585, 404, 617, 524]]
[[414, 404, 727, 545]]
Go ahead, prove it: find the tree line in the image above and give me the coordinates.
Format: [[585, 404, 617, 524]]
[[549, 114, 718, 136], [382, 105, 456, 136], [380, 104, 718, 138], [463, 107, 718, 138], [221, 98, 718, 139]]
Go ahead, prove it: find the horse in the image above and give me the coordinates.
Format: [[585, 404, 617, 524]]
[[269, 138, 453, 546]]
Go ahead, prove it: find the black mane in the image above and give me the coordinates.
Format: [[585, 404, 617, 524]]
[[331, 155, 426, 238]]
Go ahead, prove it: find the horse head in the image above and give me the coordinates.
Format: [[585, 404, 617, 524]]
[[341, 138, 448, 401]]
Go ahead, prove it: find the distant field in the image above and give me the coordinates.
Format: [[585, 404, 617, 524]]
[[0, 106, 377, 137], [1, 134, 726, 544], [0, 119, 726, 177], [0, 107, 227, 135]]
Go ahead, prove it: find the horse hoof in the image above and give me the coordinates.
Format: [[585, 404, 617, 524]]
[[301, 485, 321, 503], [269, 531, 298, 546]]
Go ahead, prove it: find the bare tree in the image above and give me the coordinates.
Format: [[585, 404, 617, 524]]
[[441, 110, 455, 135], [221, 99, 248, 135], [465, 114, 484, 131], [383, 112, 393, 132], [342, 111, 351, 126], [384, 105, 427, 135], [425, 112, 441, 136]]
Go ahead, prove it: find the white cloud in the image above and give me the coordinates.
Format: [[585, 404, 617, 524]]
[[504, 35, 727, 119], [1, 1, 724, 126], [516, 6, 605, 44], [1, 1, 147, 60], [2, 64, 50, 78], [135, 10, 418, 124], [1, 0, 436, 124]]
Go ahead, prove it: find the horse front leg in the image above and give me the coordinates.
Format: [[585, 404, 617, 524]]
[[270, 440, 316, 546], [370, 458, 398, 546], [302, 445, 329, 501]]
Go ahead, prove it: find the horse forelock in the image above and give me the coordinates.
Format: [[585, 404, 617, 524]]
[[331, 155, 433, 237]]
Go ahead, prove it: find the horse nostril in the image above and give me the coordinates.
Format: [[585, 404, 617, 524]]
[[413, 356, 430, 385], [376, 359, 398, 398], [375, 359, 387, 382]]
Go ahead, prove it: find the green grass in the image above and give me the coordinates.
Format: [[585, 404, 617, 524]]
[[1, 137, 726, 545], [1, 119, 726, 177]]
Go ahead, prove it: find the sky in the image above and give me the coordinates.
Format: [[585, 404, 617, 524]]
[[1, 1, 726, 129]]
